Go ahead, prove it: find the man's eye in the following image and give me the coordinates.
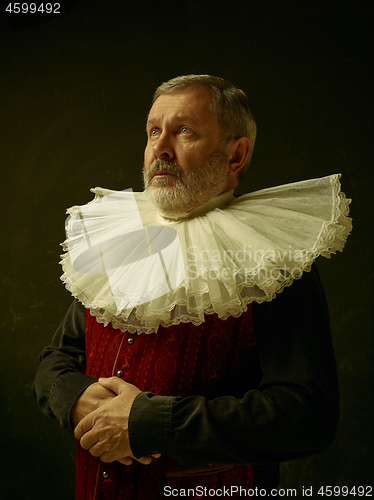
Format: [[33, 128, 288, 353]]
[[180, 127, 192, 135], [150, 129, 160, 137]]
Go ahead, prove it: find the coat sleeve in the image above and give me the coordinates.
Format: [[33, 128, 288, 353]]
[[32, 300, 97, 433], [128, 266, 340, 467]]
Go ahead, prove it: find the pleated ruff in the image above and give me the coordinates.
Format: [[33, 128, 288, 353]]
[[61, 174, 352, 334], [76, 308, 257, 500]]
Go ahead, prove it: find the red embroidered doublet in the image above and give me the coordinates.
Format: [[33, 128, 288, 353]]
[[76, 307, 257, 500]]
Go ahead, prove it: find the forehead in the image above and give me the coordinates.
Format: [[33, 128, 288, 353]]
[[147, 87, 219, 130]]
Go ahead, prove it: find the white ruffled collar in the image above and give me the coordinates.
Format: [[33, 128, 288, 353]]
[[60, 174, 352, 334]]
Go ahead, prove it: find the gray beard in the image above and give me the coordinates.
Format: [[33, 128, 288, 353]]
[[142, 148, 229, 214]]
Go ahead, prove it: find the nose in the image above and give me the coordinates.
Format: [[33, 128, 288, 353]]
[[152, 133, 174, 160]]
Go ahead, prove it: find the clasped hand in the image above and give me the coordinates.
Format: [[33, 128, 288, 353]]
[[73, 377, 159, 466]]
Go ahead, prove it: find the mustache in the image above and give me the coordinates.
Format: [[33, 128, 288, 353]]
[[145, 159, 186, 184]]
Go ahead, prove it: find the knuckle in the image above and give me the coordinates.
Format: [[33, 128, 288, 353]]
[[80, 438, 90, 450]]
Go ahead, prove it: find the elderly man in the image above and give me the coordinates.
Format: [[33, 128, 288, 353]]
[[34, 75, 351, 499]]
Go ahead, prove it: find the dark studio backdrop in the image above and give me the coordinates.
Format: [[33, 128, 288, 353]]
[[0, 0, 372, 498]]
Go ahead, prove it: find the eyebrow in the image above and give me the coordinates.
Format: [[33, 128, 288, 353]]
[[146, 115, 196, 129]]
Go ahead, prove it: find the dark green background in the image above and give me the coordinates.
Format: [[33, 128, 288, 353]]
[[0, 0, 372, 498]]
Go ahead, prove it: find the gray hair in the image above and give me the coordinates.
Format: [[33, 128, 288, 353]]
[[152, 74, 257, 181]]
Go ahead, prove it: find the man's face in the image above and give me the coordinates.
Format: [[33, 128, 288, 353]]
[[143, 87, 230, 214]]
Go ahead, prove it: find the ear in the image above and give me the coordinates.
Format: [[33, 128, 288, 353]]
[[227, 136, 251, 179]]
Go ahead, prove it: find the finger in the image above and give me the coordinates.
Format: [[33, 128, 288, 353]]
[[117, 457, 133, 466], [74, 414, 94, 440], [100, 450, 119, 463], [151, 454, 161, 459], [100, 450, 143, 464], [103, 453, 154, 465], [98, 376, 126, 395], [135, 455, 152, 465], [87, 441, 105, 457], [80, 431, 101, 452]]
